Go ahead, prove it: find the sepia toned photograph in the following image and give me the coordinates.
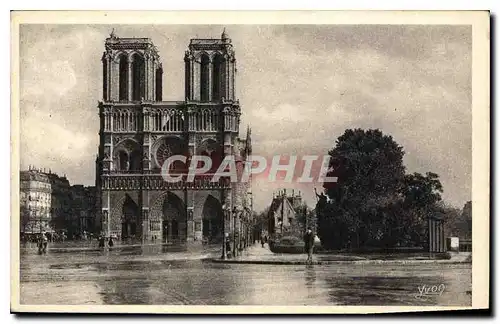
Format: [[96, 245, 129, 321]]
[[10, 11, 490, 314]]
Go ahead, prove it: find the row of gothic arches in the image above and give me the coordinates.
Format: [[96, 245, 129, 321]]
[[119, 53, 145, 101], [110, 192, 223, 243], [112, 137, 223, 173], [102, 52, 163, 102], [199, 54, 226, 102], [113, 139, 142, 172]]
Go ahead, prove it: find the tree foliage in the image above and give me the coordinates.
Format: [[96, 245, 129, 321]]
[[293, 203, 317, 233], [442, 201, 472, 239], [316, 128, 447, 250]]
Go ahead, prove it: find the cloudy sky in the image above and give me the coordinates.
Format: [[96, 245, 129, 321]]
[[19, 24, 472, 211]]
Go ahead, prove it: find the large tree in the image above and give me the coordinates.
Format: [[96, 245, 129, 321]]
[[319, 129, 405, 248], [316, 129, 444, 250]]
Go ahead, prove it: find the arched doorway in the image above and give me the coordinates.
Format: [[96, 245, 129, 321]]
[[202, 195, 223, 243], [161, 192, 187, 243], [121, 195, 139, 239]]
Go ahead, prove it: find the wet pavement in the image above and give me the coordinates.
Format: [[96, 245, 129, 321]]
[[19, 243, 472, 306], [219, 244, 472, 264]]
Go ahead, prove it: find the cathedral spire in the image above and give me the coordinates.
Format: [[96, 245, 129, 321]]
[[246, 125, 252, 154]]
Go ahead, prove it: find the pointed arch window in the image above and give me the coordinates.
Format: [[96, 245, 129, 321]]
[[212, 54, 224, 101], [156, 66, 163, 101], [200, 54, 210, 102], [118, 55, 128, 101], [131, 53, 145, 101], [102, 56, 108, 101]]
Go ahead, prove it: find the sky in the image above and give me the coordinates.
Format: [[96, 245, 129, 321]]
[[19, 24, 472, 212]]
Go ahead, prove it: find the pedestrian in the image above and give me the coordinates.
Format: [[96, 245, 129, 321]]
[[303, 228, 314, 264], [108, 236, 114, 248], [98, 236, 105, 248], [37, 232, 48, 254], [37, 234, 43, 254], [260, 233, 265, 248], [225, 233, 231, 257], [43, 232, 48, 253]]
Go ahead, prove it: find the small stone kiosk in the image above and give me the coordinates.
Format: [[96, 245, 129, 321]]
[[428, 211, 446, 253]]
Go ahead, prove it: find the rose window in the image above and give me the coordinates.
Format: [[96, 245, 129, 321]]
[[155, 138, 185, 171]]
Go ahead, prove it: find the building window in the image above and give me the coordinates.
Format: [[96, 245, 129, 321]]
[[200, 55, 210, 102], [212, 54, 224, 101], [155, 67, 163, 101], [131, 53, 145, 101], [119, 55, 128, 101]]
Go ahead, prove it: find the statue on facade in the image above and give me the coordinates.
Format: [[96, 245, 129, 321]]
[[110, 28, 117, 40]]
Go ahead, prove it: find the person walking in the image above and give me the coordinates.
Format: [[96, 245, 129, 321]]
[[37, 234, 44, 254], [260, 233, 265, 248], [41, 232, 48, 254], [36, 232, 48, 254], [303, 228, 314, 264], [98, 236, 105, 248], [108, 236, 114, 249], [225, 233, 231, 258]]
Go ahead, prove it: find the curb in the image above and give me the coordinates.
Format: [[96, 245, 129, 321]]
[[210, 259, 471, 265], [20, 242, 221, 252]]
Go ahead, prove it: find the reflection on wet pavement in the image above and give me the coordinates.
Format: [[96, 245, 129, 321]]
[[19, 244, 472, 306]]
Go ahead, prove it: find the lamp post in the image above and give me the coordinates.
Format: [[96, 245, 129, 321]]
[[238, 209, 243, 254], [242, 213, 246, 250], [244, 208, 250, 248], [221, 203, 229, 260], [232, 206, 238, 257]]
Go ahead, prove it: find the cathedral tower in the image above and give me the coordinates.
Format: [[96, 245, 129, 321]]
[[97, 30, 251, 249], [184, 29, 236, 102], [102, 30, 163, 103]]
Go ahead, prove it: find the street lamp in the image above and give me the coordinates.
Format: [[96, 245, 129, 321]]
[[241, 214, 244, 252], [244, 206, 252, 247], [232, 206, 239, 257], [243, 208, 249, 248], [221, 203, 229, 260]]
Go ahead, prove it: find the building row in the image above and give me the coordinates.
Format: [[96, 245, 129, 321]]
[[20, 167, 97, 239]]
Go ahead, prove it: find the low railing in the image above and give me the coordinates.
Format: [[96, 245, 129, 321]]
[[101, 173, 231, 190]]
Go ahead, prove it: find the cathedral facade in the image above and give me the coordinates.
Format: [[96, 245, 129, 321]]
[[96, 30, 252, 245]]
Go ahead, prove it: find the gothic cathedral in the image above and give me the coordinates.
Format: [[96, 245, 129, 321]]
[[96, 30, 252, 245]]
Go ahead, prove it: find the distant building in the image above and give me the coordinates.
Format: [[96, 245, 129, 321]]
[[20, 167, 71, 236], [20, 168, 52, 235], [69, 185, 97, 237], [20, 168, 97, 239], [267, 189, 303, 237], [47, 172, 72, 233]]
